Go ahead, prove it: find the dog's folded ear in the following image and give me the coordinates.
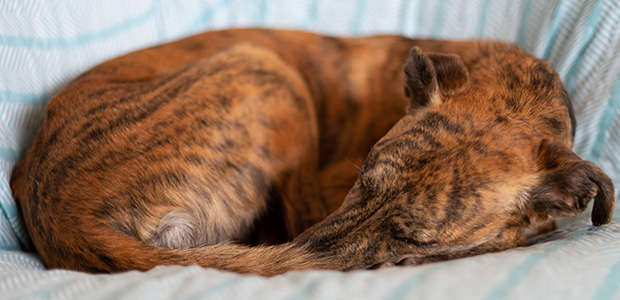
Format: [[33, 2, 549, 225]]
[[527, 139, 614, 226], [403, 47, 469, 113]]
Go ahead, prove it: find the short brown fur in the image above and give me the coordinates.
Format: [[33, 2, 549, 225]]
[[11, 29, 614, 275]]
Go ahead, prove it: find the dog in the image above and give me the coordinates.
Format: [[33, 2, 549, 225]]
[[10, 29, 614, 275]]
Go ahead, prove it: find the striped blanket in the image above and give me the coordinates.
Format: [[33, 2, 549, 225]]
[[1, 0, 619, 299]]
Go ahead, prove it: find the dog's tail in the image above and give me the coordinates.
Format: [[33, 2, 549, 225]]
[[48, 225, 331, 276]]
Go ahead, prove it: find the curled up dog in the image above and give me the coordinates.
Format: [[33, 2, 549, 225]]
[[10, 29, 614, 275]]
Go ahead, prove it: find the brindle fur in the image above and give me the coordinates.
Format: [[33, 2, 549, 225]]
[[10, 29, 614, 275]]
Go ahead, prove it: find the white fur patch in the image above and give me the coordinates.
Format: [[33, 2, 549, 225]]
[[429, 90, 442, 105], [150, 210, 198, 249]]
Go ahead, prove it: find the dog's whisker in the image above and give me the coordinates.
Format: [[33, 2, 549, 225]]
[[340, 152, 362, 171]]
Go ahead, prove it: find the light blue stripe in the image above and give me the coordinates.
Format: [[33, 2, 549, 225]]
[[284, 274, 340, 300], [0, 228, 10, 248], [0, 237, 20, 251], [184, 277, 239, 300], [564, 0, 605, 92], [385, 264, 443, 300], [302, 0, 320, 29], [592, 260, 620, 300], [0, 210, 20, 251], [587, 73, 620, 162], [398, 0, 411, 33], [0, 6, 156, 49], [258, 0, 268, 25], [483, 241, 569, 300], [517, 0, 534, 48], [431, 0, 449, 36], [185, 0, 229, 34], [0, 90, 50, 104], [350, 0, 370, 35], [0, 148, 21, 161], [476, 0, 493, 36], [0, 190, 23, 239], [542, 2, 571, 59]]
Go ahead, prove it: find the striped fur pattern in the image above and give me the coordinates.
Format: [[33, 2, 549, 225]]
[[10, 29, 614, 275]]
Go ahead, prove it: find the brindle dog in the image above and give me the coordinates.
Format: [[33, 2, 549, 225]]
[[10, 29, 614, 275]]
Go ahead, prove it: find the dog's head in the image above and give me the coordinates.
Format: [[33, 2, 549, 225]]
[[295, 42, 614, 270]]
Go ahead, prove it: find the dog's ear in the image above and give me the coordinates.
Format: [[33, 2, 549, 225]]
[[403, 47, 469, 113], [526, 139, 614, 226]]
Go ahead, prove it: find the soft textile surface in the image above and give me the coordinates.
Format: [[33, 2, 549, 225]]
[[1, 0, 619, 299]]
